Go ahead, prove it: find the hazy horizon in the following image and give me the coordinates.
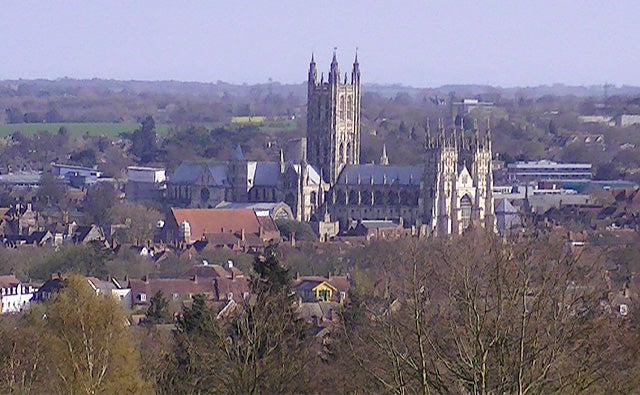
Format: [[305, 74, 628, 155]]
[[2, 1, 639, 88]]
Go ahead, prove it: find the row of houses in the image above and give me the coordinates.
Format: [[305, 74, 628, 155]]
[[1, 262, 352, 330]]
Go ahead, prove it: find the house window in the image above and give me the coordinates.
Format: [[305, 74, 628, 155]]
[[317, 289, 331, 302], [138, 293, 147, 302]]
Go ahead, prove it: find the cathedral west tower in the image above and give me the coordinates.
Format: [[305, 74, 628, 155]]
[[306, 51, 361, 184]]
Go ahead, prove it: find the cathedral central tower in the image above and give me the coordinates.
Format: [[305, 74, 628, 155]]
[[306, 51, 361, 184]]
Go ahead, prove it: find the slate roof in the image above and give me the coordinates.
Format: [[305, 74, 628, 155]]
[[252, 162, 280, 186], [215, 201, 280, 210], [87, 277, 119, 291], [357, 220, 402, 229], [495, 199, 518, 214], [170, 162, 229, 186], [307, 165, 321, 185], [293, 275, 350, 295], [337, 164, 423, 186], [233, 144, 245, 161]]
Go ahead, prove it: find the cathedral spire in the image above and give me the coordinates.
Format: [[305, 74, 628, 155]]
[[380, 144, 389, 166], [352, 48, 360, 84], [486, 118, 492, 151], [279, 149, 285, 173], [425, 117, 432, 149], [329, 48, 339, 84], [308, 53, 317, 85]]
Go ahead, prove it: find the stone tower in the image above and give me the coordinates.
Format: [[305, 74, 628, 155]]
[[306, 51, 361, 184], [421, 119, 494, 235]]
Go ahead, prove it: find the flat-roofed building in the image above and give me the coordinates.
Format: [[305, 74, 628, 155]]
[[507, 160, 592, 182], [125, 166, 166, 201]]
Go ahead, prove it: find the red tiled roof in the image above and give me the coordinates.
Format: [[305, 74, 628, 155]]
[[180, 264, 232, 279], [215, 277, 250, 303], [171, 208, 262, 239], [129, 278, 215, 305], [257, 215, 278, 233], [0, 274, 20, 288]]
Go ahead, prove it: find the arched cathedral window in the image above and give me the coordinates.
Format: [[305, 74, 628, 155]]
[[339, 96, 345, 121], [460, 195, 472, 230], [339, 142, 344, 163], [349, 190, 358, 205], [346, 142, 352, 163], [347, 96, 353, 120], [362, 190, 372, 205]]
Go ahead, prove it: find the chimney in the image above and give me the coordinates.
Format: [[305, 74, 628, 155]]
[[241, 228, 245, 241], [143, 275, 149, 284], [290, 231, 296, 247], [192, 274, 198, 284], [259, 226, 264, 238]]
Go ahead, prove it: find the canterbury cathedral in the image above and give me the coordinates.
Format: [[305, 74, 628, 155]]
[[307, 52, 495, 235], [166, 52, 494, 236]]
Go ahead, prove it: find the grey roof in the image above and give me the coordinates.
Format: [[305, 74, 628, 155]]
[[285, 138, 307, 163], [170, 162, 229, 186], [307, 165, 321, 185], [283, 163, 322, 186], [337, 165, 423, 186], [495, 199, 518, 214], [358, 220, 401, 229], [216, 201, 281, 210], [233, 145, 245, 161], [0, 171, 42, 185], [253, 162, 280, 186]]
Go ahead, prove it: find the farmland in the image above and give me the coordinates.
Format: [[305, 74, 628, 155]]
[[0, 122, 170, 137]]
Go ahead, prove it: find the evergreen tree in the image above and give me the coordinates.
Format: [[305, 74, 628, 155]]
[[131, 115, 157, 163], [145, 291, 172, 325], [252, 244, 291, 293], [163, 246, 314, 394]]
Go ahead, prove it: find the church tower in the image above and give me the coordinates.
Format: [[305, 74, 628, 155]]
[[422, 119, 458, 235], [422, 119, 494, 236], [306, 50, 361, 184]]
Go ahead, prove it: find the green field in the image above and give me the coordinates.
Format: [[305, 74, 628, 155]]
[[0, 122, 170, 137]]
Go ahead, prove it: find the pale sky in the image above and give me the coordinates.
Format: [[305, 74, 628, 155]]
[[1, 1, 638, 87]]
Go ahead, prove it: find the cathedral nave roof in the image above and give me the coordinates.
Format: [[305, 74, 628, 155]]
[[337, 165, 423, 186]]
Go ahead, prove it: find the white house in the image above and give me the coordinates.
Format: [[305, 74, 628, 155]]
[[87, 277, 132, 310], [0, 275, 36, 314]]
